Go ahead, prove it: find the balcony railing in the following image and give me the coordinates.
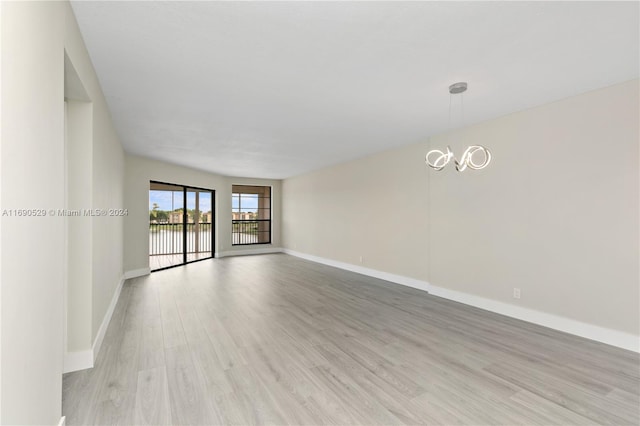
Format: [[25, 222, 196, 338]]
[[232, 219, 271, 245], [149, 223, 212, 255]]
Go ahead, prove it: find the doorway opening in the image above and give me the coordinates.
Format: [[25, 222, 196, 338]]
[[149, 181, 215, 271]]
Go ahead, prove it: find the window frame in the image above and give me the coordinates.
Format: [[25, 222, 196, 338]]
[[231, 185, 272, 246]]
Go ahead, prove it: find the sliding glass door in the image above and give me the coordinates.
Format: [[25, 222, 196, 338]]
[[149, 181, 215, 271], [185, 187, 213, 263]]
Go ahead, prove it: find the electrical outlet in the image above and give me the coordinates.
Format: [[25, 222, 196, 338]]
[[294, 243, 297, 249], [359, 256, 363, 263], [513, 288, 521, 299]]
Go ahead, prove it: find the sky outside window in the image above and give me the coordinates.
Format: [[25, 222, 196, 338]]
[[149, 190, 212, 212], [232, 193, 259, 212]]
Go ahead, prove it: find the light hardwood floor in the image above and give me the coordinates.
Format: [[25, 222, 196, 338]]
[[150, 252, 212, 271], [63, 254, 640, 425]]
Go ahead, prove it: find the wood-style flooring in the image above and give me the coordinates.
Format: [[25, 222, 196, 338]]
[[150, 252, 212, 271], [62, 254, 640, 425]]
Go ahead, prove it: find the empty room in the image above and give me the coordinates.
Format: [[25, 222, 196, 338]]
[[1, 1, 639, 425]]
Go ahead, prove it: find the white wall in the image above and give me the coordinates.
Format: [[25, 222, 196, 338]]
[[124, 154, 281, 274], [283, 79, 639, 348], [428, 79, 638, 337], [1, 1, 126, 422], [1, 2, 66, 423], [63, 3, 125, 369], [65, 100, 93, 354], [283, 143, 430, 280]]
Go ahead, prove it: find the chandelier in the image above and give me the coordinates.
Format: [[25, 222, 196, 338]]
[[425, 82, 492, 172]]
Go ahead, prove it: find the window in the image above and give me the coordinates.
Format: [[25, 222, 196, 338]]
[[232, 185, 271, 245]]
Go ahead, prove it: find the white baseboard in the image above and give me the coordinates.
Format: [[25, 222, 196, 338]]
[[58, 416, 66, 426], [63, 275, 127, 373], [124, 267, 150, 279], [282, 249, 639, 353], [219, 247, 283, 257], [92, 275, 125, 362], [283, 249, 431, 293], [429, 285, 640, 353], [63, 350, 93, 374]]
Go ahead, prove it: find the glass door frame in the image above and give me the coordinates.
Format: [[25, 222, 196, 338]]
[[149, 180, 216, 272]]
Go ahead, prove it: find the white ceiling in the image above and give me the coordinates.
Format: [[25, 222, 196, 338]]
[[71, 1, 639, 179]]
